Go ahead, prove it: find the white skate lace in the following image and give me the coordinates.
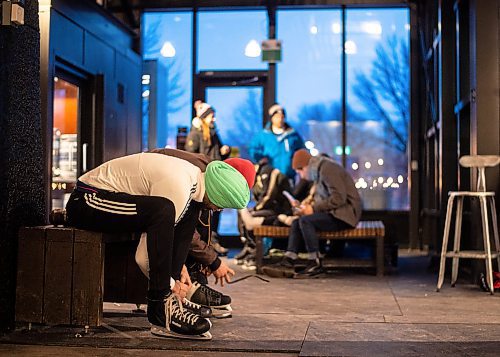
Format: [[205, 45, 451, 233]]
[[183, 298, 203, 311], [164, 294, 199, 330]]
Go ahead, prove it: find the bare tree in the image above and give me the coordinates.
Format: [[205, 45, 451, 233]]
[[226, 89, 263, 158], [163, 58, 188, 114], [297, 100, 363, 135], [352, 35, 409, 153]]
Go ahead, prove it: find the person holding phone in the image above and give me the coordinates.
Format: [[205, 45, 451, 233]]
[[269, 149, 362, 277]]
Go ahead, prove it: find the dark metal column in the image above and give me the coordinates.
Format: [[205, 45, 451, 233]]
[[409, 2, 421, 250], [265, 3, 277, 126], [438, 0, 458, 238], [0, 0, 46, 331], [341, 6, 347, 168]]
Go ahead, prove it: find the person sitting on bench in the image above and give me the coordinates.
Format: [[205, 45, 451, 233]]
[[65, 152, 250, 340], [273, 149, 362, 276]]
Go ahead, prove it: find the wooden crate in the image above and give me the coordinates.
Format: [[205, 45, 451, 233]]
[[16, 226, 106, 326]]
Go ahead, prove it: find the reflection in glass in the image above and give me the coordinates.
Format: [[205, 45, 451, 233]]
[[204, 86, 263, 236], [142, 12, 193, 147], [346, 8, 410, 210], [244, 39, 261, 58], [141, 74, 150, 151], [198, 10, 267, 71], [52, 77, 79, 209], [277, 9, 342, 163], [205, 86, 263, 160], [160, 41, 176, 58]]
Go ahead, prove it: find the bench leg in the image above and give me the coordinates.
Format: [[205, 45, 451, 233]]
[[255, 235, 264, 274], [376, 236, 384, 277]]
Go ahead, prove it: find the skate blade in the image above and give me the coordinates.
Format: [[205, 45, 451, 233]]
[[212, 306, 232, 319], [150, 326, 212, 340], [293, 270, 326, 279]]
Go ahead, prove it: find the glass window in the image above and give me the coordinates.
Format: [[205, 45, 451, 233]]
[[141, 73, 150, 151], [277, 9, 342, 157], [205, 86, 264, 236], [346, 9, 410, 210], [205, 86, 263, 159], [142, 12, 193, 148], [198, 10, 268, 71]]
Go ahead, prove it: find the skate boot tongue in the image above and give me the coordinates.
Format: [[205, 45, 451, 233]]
[[165, 293, 203, 329]]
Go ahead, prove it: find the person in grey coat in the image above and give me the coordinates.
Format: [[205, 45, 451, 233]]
[[276, 149, 362, 276]]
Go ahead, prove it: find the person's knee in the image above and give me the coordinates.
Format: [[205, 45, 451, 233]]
[[290, 219, 300, 229], [298, 215, 315, 231]]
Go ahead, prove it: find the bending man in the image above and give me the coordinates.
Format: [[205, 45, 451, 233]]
[[65, 152, 249, 340]]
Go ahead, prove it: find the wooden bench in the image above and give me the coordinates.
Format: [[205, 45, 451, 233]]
[[253, 220, 385, 277], [15, 226, 146, 327]]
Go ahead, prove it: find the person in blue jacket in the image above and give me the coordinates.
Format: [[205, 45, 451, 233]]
[[249, 104, 305, 179]]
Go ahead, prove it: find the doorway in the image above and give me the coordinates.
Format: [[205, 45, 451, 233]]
[[197, 71, 267, 235], [50, 67, 103, 210]]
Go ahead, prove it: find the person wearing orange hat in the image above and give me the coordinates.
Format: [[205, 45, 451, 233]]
[[264, 149, 362, 277]]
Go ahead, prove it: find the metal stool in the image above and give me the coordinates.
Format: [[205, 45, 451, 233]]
[[436, 155, 500, 294]]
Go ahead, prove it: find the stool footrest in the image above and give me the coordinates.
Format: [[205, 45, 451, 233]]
[[444, 250, 499, 259]]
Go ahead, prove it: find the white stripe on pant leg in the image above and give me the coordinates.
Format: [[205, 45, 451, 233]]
[[87, 194, 137, 211], [92, 196, 137, 207], [85, 195, 136, 212], [87, 196, 137, 211], [84, 195, 137, 215], [85, 193, 137, 212]]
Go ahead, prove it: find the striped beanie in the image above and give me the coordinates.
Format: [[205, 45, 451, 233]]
[[194, 100, 214, 119], [268, 103, 286, 118], [205, 161, 250, 209]]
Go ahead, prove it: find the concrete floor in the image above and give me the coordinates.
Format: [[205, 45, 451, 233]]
[[2, 251, 500, 356]]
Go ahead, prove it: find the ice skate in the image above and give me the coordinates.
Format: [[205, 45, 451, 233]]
[[147, 290, 212, 340], [233, 243, 255, 265], [187, 281, 233, 318], [241, 256, 257, 271], [210, 232, 229, 256], [295, 255, 325, 278], [261, 256, 297, 278], [183, 298, 213, 319]]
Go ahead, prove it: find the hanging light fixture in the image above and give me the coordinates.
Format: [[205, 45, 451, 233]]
[[344, 40, 357, 54], [160, 41, 176, 58], [244, 39, 261, 58]]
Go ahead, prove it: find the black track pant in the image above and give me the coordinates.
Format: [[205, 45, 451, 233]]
[[66, 183, 201, 291]]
